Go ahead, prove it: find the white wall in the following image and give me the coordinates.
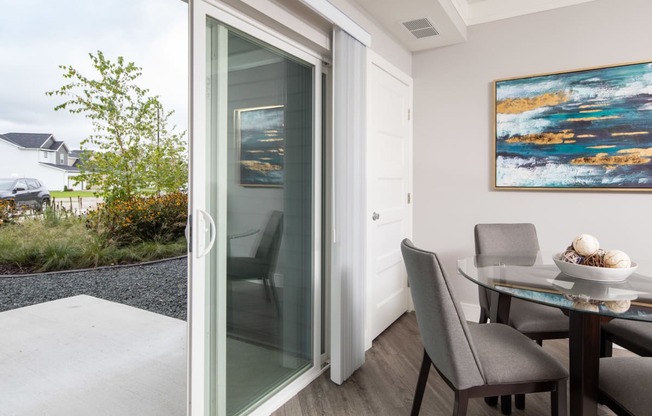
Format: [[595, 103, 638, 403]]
[[412, 0, 652, 307]]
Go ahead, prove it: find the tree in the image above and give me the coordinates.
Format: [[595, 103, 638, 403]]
[[145, 104, 188, 194], [47, 51, 187, 201]]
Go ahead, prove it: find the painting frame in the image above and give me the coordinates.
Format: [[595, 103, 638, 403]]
[[494, 60, 652, 192], [234, 105, 285, 188]]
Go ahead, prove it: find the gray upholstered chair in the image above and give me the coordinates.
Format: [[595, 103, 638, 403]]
[[599, 357, 652, 416], [475, 223, 569, 413], [474, 223, 568, 343], [228, 210, 283, 315], [400, 239, 568, 416], [601, 319, 652, 357]]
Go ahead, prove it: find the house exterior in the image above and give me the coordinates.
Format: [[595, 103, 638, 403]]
[[0, 132, 82, 191]]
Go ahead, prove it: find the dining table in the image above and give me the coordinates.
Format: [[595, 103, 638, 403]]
[[457, 252, 652, 416]]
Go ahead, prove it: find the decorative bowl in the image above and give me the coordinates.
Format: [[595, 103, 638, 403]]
[[552, 253, 638, 282], [551, 275, 638, 301]]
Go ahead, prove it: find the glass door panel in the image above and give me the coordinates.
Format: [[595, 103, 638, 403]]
[[198, 10, 317, 415]]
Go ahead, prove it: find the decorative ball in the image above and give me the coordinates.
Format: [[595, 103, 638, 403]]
[[581, 250, 605, 268], [573, 300, 599, 312], [603, 300, 631, 313], [562, 249, 583, 264], [604, 250, 632, 268], [573, 234, 600, 256]]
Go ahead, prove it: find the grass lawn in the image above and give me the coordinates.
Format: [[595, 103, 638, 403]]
[[50, 190, 97, 198]]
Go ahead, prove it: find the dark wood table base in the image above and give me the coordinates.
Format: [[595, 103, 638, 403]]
[[493, 293, 608, 416]]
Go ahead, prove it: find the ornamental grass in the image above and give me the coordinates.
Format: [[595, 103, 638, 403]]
[[0, 193, 187, 274]]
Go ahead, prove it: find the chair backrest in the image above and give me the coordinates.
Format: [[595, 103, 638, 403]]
[[255, 210, 284, 274], [474, 223, 540, 312], [400, 239, 485, 390], [474, 223, 540, 256]]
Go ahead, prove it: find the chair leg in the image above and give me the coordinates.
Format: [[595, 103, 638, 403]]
[[227, 279, 234, 328], [500, 395, 511, 415], [515, 394, 525, 409], [262, 276, 271, 300], [600, 331, 613, 357], [266, 274, 281, 315], [479, 302, 496, 408], [453, 390, 469, 416], [551, 379, 567, 416], [411, 350, 432, 416], [479, 307, 488, 324], [484, 396, 498, 406]]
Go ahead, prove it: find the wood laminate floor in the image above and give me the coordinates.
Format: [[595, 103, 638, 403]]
[[274, 312, 632, 416]]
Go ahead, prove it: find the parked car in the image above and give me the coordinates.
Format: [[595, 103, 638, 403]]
[[0, 178, 51, 210]]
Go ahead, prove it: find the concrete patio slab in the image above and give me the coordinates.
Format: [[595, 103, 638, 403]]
[[0, 295, 186, 416]]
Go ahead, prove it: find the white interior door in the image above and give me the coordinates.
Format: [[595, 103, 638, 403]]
[[365, 52, 412, 349]]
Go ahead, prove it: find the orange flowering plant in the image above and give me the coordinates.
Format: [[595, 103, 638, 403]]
[[0, 200, 16, 226], [87, 191, 187, 245]]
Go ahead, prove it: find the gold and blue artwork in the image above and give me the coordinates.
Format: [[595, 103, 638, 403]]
[[494, 61, 652, 191], [235, 105, 284, 187]]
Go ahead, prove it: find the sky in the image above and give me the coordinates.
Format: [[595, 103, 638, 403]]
[[0, 0, 188, 150]]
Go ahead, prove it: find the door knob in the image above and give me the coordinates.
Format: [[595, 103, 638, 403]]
[[372, 212, 380, 221]]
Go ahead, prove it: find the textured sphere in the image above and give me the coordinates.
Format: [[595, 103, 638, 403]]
[[604, 250, 632, 268], [572, 234, 600, 256], [603, 300, 631, 313], [562, 249, 583, 264], [573, 300, 599, 312]]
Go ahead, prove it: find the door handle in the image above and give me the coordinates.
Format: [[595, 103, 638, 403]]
[[372, 212, 380, 221], [195, 209, 216, 259]]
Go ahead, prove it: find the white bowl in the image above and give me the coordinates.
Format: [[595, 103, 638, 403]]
[[551, 275, 638, 301], [552, 253, 638, 282]]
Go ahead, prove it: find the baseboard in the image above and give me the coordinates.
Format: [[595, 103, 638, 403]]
[[461, 302, 481, 323]]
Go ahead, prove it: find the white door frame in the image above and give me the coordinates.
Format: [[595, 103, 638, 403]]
[[364, 50, 414, 350], [189, 1, 326, 415]]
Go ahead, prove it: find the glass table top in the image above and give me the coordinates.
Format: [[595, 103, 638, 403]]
[[457, 252, 652, 322]]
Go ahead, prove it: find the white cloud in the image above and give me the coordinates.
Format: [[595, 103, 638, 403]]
[[0, 0, 188, 149]]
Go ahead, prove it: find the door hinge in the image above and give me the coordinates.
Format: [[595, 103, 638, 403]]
[[408, 108, 411, 121], [407, 193, 411, 204]]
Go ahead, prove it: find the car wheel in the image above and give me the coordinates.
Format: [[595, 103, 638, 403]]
[[37, 198, 50, 212]]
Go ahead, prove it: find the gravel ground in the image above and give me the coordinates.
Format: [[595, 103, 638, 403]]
[[0, 257, 188, 320]]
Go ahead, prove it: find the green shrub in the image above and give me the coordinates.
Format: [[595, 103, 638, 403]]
[[87, 191, 187, 246]]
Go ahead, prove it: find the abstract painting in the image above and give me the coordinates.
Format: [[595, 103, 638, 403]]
[[494, 61, 652, 190], [235, 105, 284, 187]]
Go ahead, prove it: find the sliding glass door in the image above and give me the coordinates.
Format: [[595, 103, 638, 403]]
[[190, 1, 323, 414]]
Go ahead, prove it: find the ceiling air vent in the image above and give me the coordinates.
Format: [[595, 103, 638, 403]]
[[401, 17, 439, 39]]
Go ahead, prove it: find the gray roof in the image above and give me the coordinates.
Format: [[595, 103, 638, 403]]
[[48, 140, 65, 151], [39, 163, 80, 172], [1, 133, 53, 149]]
